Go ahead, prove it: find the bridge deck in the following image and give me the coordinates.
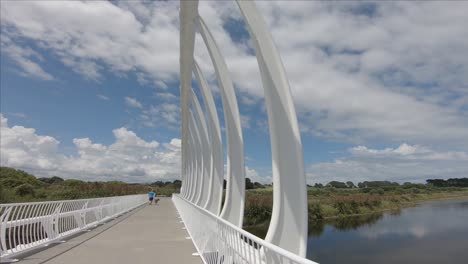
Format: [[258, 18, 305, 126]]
[[18, 197, 202, 264]]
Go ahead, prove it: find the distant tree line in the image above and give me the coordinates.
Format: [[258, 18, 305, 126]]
[[426, 178, 468, 187], [0, 166, 177, 203], [309, 179, 468, 189]]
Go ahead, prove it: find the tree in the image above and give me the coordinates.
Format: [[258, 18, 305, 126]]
[[173, 180, 182, 189], [314, 183, 324, 188], [327, 181, 348, 188], [15, 183, 35, 197], [427, 178, 468, 187], [0, 167, 42, 188], [39, 176, 64, 184], [346, 181, 356, 188], [253, 182, 265, 189], [245, 178, 254, 190]]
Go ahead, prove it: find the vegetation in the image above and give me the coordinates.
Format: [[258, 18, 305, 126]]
[[0, 166, 181, 203], [3, 166, 468, 239], [427, 178, 468, 187], [244, 179, 468, 238]]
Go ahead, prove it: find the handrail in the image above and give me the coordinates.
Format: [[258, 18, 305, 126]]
[[0, 194, 147, 260], [172, 194, 318, 264]]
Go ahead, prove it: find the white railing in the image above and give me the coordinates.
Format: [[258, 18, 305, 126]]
[[173, 194, 318, 264], [0, 194, 147, 260]]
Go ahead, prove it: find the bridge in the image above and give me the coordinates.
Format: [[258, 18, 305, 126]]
[[1, 1, 316, 263]]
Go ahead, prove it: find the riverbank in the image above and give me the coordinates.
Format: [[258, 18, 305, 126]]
[[243, 187, 468, 237]]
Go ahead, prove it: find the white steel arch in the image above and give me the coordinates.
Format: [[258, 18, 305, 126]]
[[193, 60, 224, 215], [197, 15, 245, 228], [191, 89, 211, 208], [179, 0, 198, 203], [178, 0, 308, 260], [237, 1, 308, 256], [186, 119, 197, 202], [188, 110, 204, 205]]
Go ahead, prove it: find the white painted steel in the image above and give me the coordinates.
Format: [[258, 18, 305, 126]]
[[193, 60, 223, 215], [179, 1, 198, 204], [180, 0, 310, 260], [197, 16, 245, 227], [237, 1, 308, 257], [189, 110, 204, 205], [173, 195, 317, 264], [191, 89, 211, 208], [187, 116, 199, 203], [185, 127, 195, 200], [0, 195, 146, 260]]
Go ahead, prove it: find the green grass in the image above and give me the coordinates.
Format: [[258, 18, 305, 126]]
[[243, 186, 468, 230]]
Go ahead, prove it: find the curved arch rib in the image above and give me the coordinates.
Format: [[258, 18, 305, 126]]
[[189, 110, 204, 205], [197, 16, 245, 227], [191, 89, 211, 208], [193, 60, 224, 215], [180, 1, 198, 198], [187, 120, 198, 203], [237, 0, 308, 257]]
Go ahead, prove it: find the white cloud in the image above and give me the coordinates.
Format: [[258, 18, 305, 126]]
[[2, 1, 468, 150], [240, 114, 251, 129], [1, 0, 180, 82], [97, 94, 110, 101], [0, 113, 181, 182], [307, 143, 468, 184], [155, 92, 177, 101], [246, 166, 271, 184], [191, 1, 468, 146], [1, 36, 54, 80], [124, 97, 143, 109], [140, 103, 180, 129]]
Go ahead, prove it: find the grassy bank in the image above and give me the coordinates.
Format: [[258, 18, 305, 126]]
[[243, 186, 468, 235]]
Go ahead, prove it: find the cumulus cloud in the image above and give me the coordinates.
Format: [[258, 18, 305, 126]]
[[2, 0, 468, 188], [0, 114, 266, 185], [124, 97, 143, 109], [307, 143, 468, 184], [0, 113, 181, 182], [246, 166, 271, 184], [2, 1, 467, 146]]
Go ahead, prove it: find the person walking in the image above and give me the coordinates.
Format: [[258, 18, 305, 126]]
[[148, 189, 155, 205]]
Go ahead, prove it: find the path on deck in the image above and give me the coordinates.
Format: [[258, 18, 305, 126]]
[[19, 197, 202, 264]]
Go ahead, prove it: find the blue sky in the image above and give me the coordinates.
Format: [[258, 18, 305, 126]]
[[1, 1, 468, 184]]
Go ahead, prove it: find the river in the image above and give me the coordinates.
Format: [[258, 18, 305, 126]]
[[306, 199, 468, 264]]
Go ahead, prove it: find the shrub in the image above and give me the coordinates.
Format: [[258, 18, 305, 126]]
[[0, 185, 6, 202], [308, 203, 323, 221], [244, 194, 272, 225], [361, 187, 371, 193], [370, 188, 385, 195], [15, 184, 35, 197]]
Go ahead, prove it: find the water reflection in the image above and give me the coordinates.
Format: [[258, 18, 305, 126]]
[[307, 199, 468, 264], [245, 212, 388, 238]]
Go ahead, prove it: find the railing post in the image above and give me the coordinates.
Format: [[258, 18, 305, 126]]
[[0, 207, 13, 259]]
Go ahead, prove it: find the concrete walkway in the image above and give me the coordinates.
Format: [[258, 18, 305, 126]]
[[18, 197, 202, 264]]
